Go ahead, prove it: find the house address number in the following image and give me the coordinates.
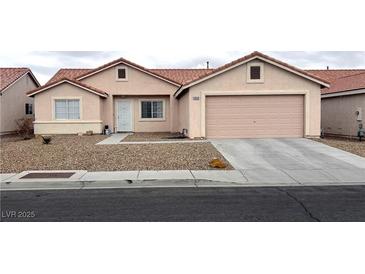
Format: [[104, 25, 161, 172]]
[[192, 96, 200, 101]]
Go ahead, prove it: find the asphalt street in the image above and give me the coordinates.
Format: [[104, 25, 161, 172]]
[[1, 184, 365, 221]]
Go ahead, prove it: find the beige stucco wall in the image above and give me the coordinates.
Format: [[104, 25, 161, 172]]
[[0, 74, 36, 134], [34, 122, 103, 135], [81, 64, 179, 132], [114, 95, 171, 132], [33, 82, 104, 134], [322, 94, 365, 137], [178, 91, 189, 133], [185, 60, 322, 138]]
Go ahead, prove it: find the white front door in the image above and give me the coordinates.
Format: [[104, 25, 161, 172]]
[[117, 100, 133, 132]]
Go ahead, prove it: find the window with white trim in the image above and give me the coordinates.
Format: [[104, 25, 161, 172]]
[[55, 99, 80, 120], [141, 100, 164, 119], [116, 66, 128, 81], [25, 103, 33, 115], [247, 62, 264, 83]]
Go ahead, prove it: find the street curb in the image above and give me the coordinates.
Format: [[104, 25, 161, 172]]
[[1, 179, 365, 191]]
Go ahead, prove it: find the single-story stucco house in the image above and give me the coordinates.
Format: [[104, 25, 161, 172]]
[[307, 69, 365, 138], [27, 51, 330, 139], [0, 68, 40, 135]]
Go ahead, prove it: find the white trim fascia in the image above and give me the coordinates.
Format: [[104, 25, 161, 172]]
[[321, 89, 365, 98], [138, 98, 166, 121], [28, 70, 41, 87], [175, 56, 329, 98], [1, 71, 40, 94], [33, 120, 103, 124], [77, 61, 181, 87], [199, 90, 309, 138], [27, 80, 108, 98]]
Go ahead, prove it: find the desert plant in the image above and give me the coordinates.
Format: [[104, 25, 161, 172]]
[[41, 135, 52, 144], [209, 158, 227, 169], [15, 117, 34, 139]]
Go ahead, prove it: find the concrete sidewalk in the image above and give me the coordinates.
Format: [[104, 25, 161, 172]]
[[96, 133, 130, 144], [1, 168, 365, 191]]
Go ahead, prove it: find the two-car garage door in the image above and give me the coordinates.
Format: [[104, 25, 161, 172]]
[[206, 95, 304, 138]]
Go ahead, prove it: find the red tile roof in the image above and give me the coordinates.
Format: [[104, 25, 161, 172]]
[[27, 77, 108, 97], [48, 68, 214, 86], [305, 69, 365, 83], [47, 69, 92, 84], [0, 68, 31, 92], [44, 52, 332, 98], [150, 69, 214, 85], [320, 72, 365, 95], [46, 52, 330, 89]]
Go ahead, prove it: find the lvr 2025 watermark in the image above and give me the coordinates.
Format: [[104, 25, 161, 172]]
[[1, 210, 36, 219]]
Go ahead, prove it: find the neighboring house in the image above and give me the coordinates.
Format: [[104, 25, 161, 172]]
[[308, 69, 365, 138], [27, 51, 329, 139], [0, 68, 40, 135]]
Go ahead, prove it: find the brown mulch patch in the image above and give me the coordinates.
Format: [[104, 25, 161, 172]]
[[123, 132, 193, 142], [315, 137, 365, 158], [0, 135, 232, 173]]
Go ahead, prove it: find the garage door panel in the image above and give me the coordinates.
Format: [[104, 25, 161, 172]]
[[206, 95, 304, 138]]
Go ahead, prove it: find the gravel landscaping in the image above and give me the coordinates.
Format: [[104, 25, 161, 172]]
[[0, 135, 232, 173], [123, 132, 196, 142], [315, 137, 365, 158]]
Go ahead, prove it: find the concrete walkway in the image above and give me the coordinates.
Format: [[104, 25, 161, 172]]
[[119, 140, 208, 144], [96, 133, 130, 145]]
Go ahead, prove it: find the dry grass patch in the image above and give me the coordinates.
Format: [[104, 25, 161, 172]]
[[315, 137, 365, 158], [0, 135, 232, 173]]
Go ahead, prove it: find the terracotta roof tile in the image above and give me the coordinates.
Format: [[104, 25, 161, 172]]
[[28, 77, 108, 97], [48, 67, 213, 86], [0, 68, 30, 92], [305, 69, 365, 83], [150, 69, 214, 84], [44, 52, 332, 97], [320, 72, 365, 94], [47, 69, 92, 84]]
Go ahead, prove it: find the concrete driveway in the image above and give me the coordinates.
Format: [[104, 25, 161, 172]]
[[210, 138, 365, 185]]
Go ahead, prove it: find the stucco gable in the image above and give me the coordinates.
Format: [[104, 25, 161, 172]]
[[27, 78, 108, 98], [79, 63, 180, 95], [76, 57, 181, 87], [174, 51, 330, 98], [0, 68, 40, 93]]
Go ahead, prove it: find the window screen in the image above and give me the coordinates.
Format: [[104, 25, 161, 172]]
[[250, 66, 261, 80], [55, 99, 80, 120], [141, 101, 163, 119], [118, 68, 126, 79], [25, 103, 33, 115]]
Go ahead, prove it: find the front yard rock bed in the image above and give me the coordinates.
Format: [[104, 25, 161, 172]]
[[316, 137, 365, 158], [122, 132, 200, 142], [0, 135, 232, 173]]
